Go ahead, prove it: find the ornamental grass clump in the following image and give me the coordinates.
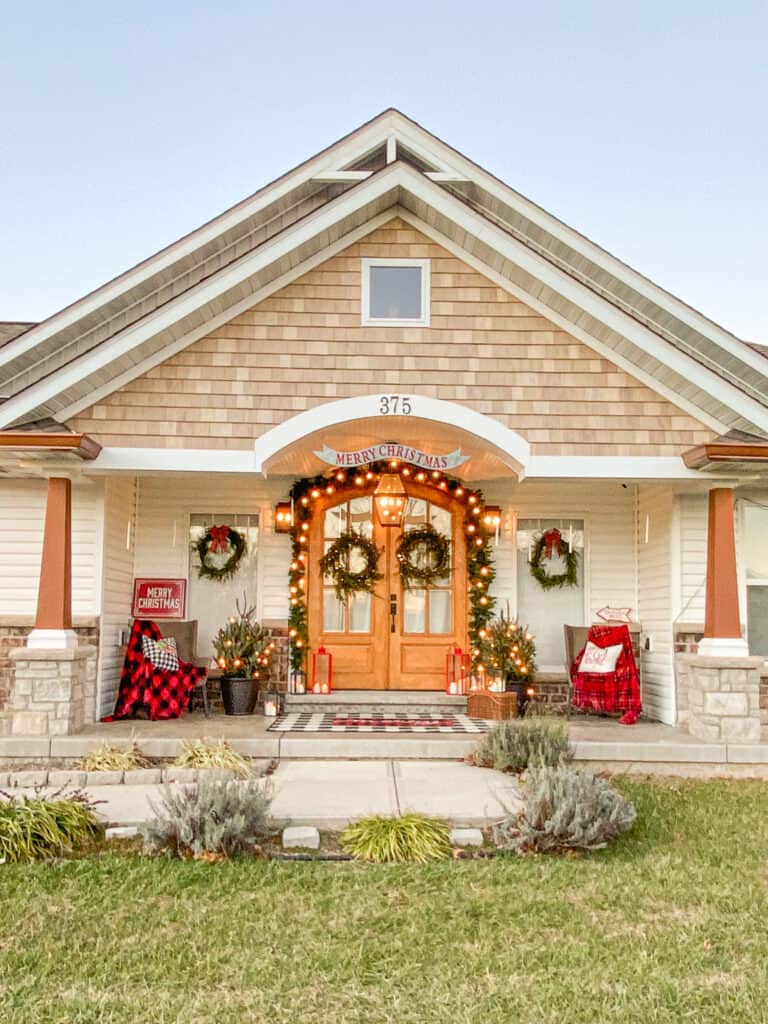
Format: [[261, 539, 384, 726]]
[[173, 738, 251, 777], [473, 718, 573, 773], [0, 792, 104, 863], [80, 737, 151, 772], [341, 813, 452, 864], [141, 773, 272, 860], [494, 764, 636, 854]]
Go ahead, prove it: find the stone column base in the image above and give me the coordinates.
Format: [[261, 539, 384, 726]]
[[9, 645, 97, 736], [678, 654, 765, 742]]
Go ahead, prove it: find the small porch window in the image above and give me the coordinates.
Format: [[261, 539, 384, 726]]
[[361, 258, 430, 326]]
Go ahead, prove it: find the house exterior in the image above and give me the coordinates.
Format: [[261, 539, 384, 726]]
[[2, 109, 767, 740]]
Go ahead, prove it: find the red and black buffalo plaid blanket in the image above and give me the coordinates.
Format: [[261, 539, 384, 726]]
[[571, 623, 642, 715], [103, 619, 206, 721]]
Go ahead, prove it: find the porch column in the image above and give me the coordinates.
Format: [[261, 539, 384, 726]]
[[698, 486, 748, 657], [27, 477, 77, 650]]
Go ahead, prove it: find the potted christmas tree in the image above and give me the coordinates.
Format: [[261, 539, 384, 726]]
[[213, 595, 275, 715], [479, 611, 537, 716]]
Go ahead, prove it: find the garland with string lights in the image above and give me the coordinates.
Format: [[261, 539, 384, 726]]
[[285, 460, 498, 675]]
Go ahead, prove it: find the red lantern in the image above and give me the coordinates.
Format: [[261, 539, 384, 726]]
[[445, 647, 470, 695], [311, 646, 333, 694]]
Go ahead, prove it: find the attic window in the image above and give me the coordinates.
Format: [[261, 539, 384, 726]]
[[361, 258, 430, 326]]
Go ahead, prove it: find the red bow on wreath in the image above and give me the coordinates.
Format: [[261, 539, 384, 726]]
[[542, 528, 562, 559], [208, 524, 231, 554]]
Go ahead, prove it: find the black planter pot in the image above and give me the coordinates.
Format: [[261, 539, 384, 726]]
[[505, 677, 530, 718], [220, 676, 258, 716]]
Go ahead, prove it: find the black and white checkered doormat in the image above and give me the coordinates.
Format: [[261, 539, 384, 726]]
[[269, 712, 492, 733]]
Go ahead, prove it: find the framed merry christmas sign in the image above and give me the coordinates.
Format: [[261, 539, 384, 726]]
[[132, 578, 187, 619]]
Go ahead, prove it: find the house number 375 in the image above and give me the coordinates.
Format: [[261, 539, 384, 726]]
[[378, 395, 412, 415]]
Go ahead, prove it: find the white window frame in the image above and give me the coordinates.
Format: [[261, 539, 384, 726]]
[[361, 257, 431, 327]]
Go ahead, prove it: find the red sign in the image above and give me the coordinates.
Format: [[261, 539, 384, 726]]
[[132, 579, 187, 619]]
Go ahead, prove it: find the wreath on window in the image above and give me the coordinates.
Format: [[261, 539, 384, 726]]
[[319, 530, 383, 601], [194, 524, 247, 581], [397, 525, 451, 589], [529, 528, 579, 590]]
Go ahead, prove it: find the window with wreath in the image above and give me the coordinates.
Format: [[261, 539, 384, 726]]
[[322, 497, 374, 633], [401, 498, 452, 634], [188, 513, 260, 657]]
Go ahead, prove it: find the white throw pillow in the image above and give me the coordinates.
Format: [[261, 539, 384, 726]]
[[580, 640, 622, 674]]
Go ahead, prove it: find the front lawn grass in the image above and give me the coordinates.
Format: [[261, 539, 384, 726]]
[[1, 779, 768, 1023]]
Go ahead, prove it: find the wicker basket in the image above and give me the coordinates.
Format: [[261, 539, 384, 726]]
[[467, 689, 519, 721]]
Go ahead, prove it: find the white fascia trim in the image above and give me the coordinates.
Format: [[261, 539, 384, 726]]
[[56, 209, 399, 423], [312, 171, 372, 182], [0, 118, 397, 370], [86, 448, 258, 474], [387, 114, 765, 372], [252, 394, 531, 477], [396, 210, 730, 436], [0, 168, 406, 428], [529, 456, 713, 480], [397, 170, 768, 432]]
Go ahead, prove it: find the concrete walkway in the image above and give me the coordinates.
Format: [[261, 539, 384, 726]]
[[14, 761, 523, 830]]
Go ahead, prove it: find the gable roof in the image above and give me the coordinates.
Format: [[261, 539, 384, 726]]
[[1, 109, 766, 437]]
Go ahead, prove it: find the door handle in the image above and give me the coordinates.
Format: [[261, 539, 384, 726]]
[[390, 592, 397, 633]]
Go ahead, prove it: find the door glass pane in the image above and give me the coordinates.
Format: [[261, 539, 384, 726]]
[[349, 496, 373, 537], [324, 504, 346, 539], [323, 590, 345, 632], [429, 589, 452, 633], [404, 497, 427, 527], [430, 505, 451, 537], [349, 591, 371, 633], [403, 589, 426, 633]]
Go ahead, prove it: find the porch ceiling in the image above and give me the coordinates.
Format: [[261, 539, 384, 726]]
[[262, 415, 520, 481]]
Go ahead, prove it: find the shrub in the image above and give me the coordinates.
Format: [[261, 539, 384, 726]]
[[473, 718, 573, 773], [80, 737, 150, 772], [141, 773, 272, 859], [494, 764, 636, 854], [341, 813, 452, 864], [173, 738, 251, 777], [0, 792, 104, 863]]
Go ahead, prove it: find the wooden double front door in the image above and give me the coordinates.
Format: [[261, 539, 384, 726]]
[[308, 482, 467, 690]]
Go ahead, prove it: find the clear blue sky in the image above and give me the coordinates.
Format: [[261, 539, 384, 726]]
[[1, 0, 766, 342]]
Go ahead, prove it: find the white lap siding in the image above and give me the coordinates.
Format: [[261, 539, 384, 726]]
[[0, 477, 101, 617], [132, 473, 291, 622], [97, 476, 137, 718], [482, 479, 637, 624], [637, 484, 675, 724]]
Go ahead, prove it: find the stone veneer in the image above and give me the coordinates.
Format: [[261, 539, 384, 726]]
[[678, 654, 765, 743], [0, 617, 99, 710], [9, 646, 98, 737]]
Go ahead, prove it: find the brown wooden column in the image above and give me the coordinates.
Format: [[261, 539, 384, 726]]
[[31, 477, 73, 640], [699, 487, 747, 656]]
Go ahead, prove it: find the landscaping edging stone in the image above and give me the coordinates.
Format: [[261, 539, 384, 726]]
[[0, 766, 269, 787]]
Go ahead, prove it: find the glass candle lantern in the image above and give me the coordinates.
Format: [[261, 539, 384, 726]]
[[445, 647, 470, 695], [311, 646, 333, 694]]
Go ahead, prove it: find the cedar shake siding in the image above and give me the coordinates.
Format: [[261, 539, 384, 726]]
[[69, 219, 715, 455]]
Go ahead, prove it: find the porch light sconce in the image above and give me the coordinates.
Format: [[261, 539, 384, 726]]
[[274, 502, 293, 533], [374, 473, 406, 526]]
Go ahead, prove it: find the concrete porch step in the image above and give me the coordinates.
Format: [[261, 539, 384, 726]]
[[285, 689, 467, 716]]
